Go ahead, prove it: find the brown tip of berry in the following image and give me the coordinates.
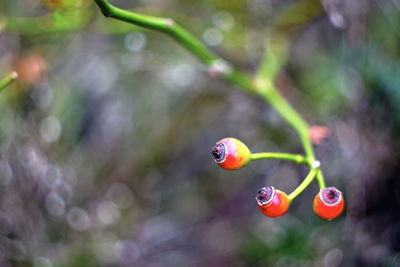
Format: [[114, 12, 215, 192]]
[[319, 187, 342, 206], [256, 186, 275, 206], [211, 142, 226, 163]]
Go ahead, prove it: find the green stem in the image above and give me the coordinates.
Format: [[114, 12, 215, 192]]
[[254, 78, 314, 161], [94, 0, 215, 63], [0, 72, 18, 92], [93, 0, 327, 190], [315, 169, 326, 189], [94, 0, 254, 92], [288, 168, 318, 201], [250, 152, 308, 164], [256, 33, 289, 80]]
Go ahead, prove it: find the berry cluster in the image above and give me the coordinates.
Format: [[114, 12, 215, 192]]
[[211, 137, 345, 220]]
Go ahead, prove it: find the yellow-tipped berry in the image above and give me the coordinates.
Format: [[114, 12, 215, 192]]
[[211, 137, 251, 170]]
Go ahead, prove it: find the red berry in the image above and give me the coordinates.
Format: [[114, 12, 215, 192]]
[[256, 186, 290, 217], [211, 137, 251, 170], [313, 187, 345, 220]]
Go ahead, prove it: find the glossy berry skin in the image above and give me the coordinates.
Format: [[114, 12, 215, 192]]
[[211, 137, 251, 170], [256, 186, 290, 217], [313, 187, 345, 220]]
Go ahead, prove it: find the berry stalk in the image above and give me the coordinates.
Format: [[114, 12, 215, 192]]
[[93, 0, 327, 194], [93, 0, 255, 92], [288, 168, 318, 201], [0, 71, 18, 92], [250, 152, 308, 164]]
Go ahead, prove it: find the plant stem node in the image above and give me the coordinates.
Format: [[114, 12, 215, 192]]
[[208, 60, 232, 78], [311, 160, 321, 169]]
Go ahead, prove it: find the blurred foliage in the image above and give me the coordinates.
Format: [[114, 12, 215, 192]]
[[0, 0, 400, 266]]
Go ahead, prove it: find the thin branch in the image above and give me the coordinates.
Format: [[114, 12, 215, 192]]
[[288, 168, 318, 201], [93, 0, 326, 191], [0, 72, 18, 92], [315, 169, 326, 188], [94, 0, 254, 92], [254, 0, 327, 187], [250, 152, 308, 164], [256, 32, 289, 80], [253, 78, 313, 159]]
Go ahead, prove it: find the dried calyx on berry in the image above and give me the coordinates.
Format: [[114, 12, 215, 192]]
[[313, 187, 345, 220], [256, 186, 275, 206], [211, 143, 226, 163], [256, 186, 290, 218], [321, 187, 341, 204], [211, 137, 251, 170]]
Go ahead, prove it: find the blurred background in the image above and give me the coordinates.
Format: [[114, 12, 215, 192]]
[[0, 0, 400, 266]]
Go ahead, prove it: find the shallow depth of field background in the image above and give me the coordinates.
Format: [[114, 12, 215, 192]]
[[0, 0, 400, 266]]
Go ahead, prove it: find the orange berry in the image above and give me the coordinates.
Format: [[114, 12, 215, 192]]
[[256, 186, 290, 217], [211, 137, 251, 170], [313, 187, 345, 220]]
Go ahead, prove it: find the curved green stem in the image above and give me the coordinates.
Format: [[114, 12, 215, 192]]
[[315, 169, 326, 189], [254, 78, 314, 162], [93, 0, 327, 191], [93, 0, 254, 92], [250, 152, 308, 164], [288, 168, 318, 201], [0, 72, 18, 92], [95, 1, 216, 64]]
